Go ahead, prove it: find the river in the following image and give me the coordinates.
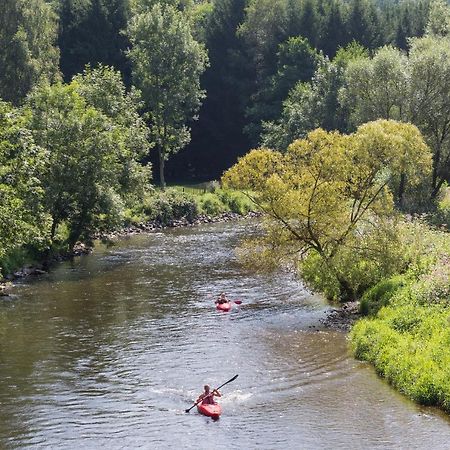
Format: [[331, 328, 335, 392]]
[[1, 220, 449, 449]]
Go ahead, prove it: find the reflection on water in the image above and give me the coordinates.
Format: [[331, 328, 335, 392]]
[[1, 221, 449, 449]]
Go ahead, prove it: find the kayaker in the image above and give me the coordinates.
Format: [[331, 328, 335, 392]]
[[215, 292, 229, 305], [197, 385, 221, 405]]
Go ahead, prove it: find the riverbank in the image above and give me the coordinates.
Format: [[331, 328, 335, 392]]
[[0, 210, 261, 293], [320, 301, 361, 331]]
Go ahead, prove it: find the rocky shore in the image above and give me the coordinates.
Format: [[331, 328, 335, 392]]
[[95, 211, 262, 240], [0, 211, 261, 294], [320, 301, 361, 331]]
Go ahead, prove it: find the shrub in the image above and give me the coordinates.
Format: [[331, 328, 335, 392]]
[[143, 189, 198, 225], [351, 278, 450, 413], [360, 275, 408, 315], [197, 193, 227, 215], [413, 257, 450, 305], [216, 190, 255, 215]]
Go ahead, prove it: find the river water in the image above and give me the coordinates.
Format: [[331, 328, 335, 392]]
[[1, 221, 449, 449]]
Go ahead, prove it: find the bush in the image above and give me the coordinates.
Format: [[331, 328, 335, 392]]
[[197, 193, 228, 215], [143, 189, 198, 225], [351, 274, 450, 413], [216, 190, 255, 215], [360, 275, 408, 315]]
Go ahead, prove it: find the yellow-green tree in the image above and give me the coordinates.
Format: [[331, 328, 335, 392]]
[[223, 120, 432, 301]]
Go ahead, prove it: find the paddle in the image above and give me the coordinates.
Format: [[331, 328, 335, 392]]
[[185, 374, 239, 413], [211, 296, 243, 305]]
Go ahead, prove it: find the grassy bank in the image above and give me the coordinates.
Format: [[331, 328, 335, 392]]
[[350, 219, 450, 413], [0, 187, 256, 280]]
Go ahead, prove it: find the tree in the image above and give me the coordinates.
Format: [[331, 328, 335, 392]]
[[26, 83, 130, 247], [409, 36, 450, 198], [319, 0, 347, 57], [346, 0, 381, 49], [262, 42, 367, 151], [340, 46, 409, 126], [223, 120, 432, 301], [72, 64, 151, 203], [58, 0, 131, 82], [176, 0, 250, 180], [425, 0, 450, 37], [245, 35, 321, 144], [296, 0, 320, 47], [0, 101, 47, 265], [261, 59, 341, 151], [127, 3, 208, 188], [0, 0, 59, 104], [341, 37, 450, 200]]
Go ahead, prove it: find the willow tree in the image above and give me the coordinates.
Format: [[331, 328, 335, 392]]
[[341, 39, 450, 201], [223, 120, 432, 301], [127, 3, 208, 188]]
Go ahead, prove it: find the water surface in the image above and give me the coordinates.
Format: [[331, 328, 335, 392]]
[[1, 221, 449, 449]]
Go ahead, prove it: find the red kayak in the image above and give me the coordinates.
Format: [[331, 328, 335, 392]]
[[197, 401, 222, 420], [216, 302, 232, 312]]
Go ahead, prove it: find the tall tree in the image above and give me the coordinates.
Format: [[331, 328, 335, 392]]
[[127, 3, 208, 188], [409, 36, 450, 198], [0, 0, 59, 104], [173, 0, 250, 180], [58, 0, 131, 82], [26, 82, 133, 247], [341, 35, 450, 202], [72, 64, 151, 202], [319, 0, 347, 57], [426, 0, 450, 37], [346, 0, 381, 49], [262, 42, 367, 150], [297, 0, 320, 47], [245, 35, 321, 144]]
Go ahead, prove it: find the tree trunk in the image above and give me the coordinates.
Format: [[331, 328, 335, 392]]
[[50, 217, 59, 242], [397, 172, 406, 209], [159, 147, 166, 190], [337, 276, 356, 303]]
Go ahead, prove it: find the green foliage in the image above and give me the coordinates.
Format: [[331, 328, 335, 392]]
[[0, 101, 48, 267], [127, 3, 208, 187], [425, 0, 450, 37], [351, 220, 450, 413], [216, 190, 255, 215], [351, 301, 450, 411], [57, 0, 131, 81], [224, 121, 432, 301], [360, 275, 408, 315], [143, 189, 199, 225], [72, 64, 152, 205], [341, 36, 450, 202], [26, 82, 131, 247], [197, 192, 227, 215], [0, 0, 59, 104]]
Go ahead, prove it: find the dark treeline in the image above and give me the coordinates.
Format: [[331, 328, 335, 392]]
[[171, 0, 430, 180]]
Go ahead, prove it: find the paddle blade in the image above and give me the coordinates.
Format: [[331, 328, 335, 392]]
[[234, 300, 242, 305]]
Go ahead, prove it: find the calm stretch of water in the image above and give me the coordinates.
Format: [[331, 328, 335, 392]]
[[1, 221, 449, 449]]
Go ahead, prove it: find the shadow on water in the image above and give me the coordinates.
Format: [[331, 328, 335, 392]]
[[1, 220, 449, 449]]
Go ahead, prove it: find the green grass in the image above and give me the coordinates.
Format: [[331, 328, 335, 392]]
[[351, 273, 450, 412]]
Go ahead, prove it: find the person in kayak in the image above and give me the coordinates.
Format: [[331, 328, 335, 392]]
[[215, 292, 229, 305], [197, 385, 221, 405]]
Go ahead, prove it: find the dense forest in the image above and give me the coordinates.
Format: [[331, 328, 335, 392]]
[[0, 0, 436, 181], [1, 0, 450, 415]]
